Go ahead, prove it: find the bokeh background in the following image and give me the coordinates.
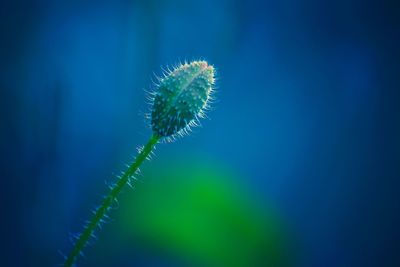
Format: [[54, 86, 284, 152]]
[[1, 0, 399, 266]]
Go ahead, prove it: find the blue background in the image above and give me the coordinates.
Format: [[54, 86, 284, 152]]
[[1, 0, 399, 266]]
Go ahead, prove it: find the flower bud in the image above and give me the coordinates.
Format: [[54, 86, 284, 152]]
[[151, 60, 215, 138]]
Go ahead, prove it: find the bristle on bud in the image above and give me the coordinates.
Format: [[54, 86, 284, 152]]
[[150, 60, 215, 138]]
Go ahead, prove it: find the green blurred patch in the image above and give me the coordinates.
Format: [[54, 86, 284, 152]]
[[118, 157, 292, 267]]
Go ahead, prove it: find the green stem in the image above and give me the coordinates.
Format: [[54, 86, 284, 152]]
[[63, 134, 160, 267]]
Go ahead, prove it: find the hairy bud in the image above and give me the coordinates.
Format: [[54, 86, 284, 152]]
[[150, 60, 215, 138]]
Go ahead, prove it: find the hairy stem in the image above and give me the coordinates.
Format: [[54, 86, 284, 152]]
[[63, 134, 160, 267]]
